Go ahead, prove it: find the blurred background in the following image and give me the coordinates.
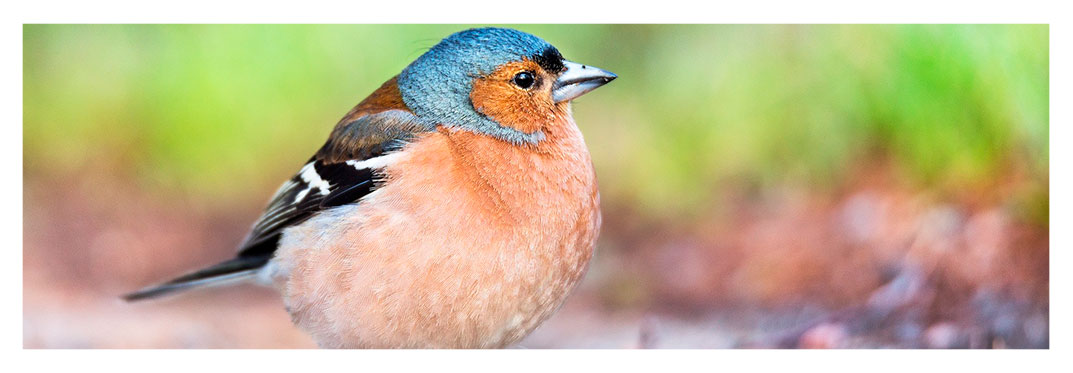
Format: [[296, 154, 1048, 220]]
[[23, 24, 1048, 348]]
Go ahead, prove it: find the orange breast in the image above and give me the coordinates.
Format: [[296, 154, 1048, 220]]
[[275, 114, 601, 348]]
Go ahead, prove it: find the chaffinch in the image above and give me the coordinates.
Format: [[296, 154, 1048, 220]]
[[124, 27, 616, 348]]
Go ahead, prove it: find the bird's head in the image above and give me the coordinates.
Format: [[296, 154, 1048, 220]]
[[397, 27, 616, 144]]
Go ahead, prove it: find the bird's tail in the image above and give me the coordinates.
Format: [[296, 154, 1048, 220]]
[[122, 256, 269, 301]]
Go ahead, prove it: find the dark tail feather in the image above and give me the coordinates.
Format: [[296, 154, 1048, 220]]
[[122, 256, 270, 301]]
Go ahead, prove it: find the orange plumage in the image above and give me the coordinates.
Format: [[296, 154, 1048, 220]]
[[277, 114, 600, 348]]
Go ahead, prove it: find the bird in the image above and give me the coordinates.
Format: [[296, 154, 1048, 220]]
[[124, 27, 616, 348]]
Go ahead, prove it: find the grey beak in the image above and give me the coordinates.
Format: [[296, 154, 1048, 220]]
[[552, 60, 617, 103]]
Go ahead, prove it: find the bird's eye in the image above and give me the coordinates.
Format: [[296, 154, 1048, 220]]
[[511, 71, 535, 90]]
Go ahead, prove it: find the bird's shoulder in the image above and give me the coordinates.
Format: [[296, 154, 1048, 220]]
[[235, 77, 434, 260]]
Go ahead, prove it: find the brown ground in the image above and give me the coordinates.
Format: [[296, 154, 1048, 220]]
[[23, 164, 1048, 348]]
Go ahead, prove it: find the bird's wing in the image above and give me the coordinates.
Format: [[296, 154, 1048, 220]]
[[236, 109, 433, 260], [123, 109, 433, 301]]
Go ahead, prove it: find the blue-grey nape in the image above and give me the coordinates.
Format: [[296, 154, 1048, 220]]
[[397, 27, 564, 145]]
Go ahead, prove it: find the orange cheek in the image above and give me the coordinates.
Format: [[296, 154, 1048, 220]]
[[470, 62, 558, 134]]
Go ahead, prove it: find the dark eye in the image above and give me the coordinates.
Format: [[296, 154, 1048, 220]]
[[511, 71, 535, 90]]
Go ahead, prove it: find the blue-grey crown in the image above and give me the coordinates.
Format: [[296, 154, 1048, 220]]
[[397, 27, 563, 144]]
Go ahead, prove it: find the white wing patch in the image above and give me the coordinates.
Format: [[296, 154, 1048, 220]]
[[294, 162, 331, 202], [291, 152, 405, 205], [300, 163, 332, 193], [345, 152, 403, 171]]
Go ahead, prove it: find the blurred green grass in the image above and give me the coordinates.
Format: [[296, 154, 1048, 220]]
[[23, 25, 1048, 223]]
